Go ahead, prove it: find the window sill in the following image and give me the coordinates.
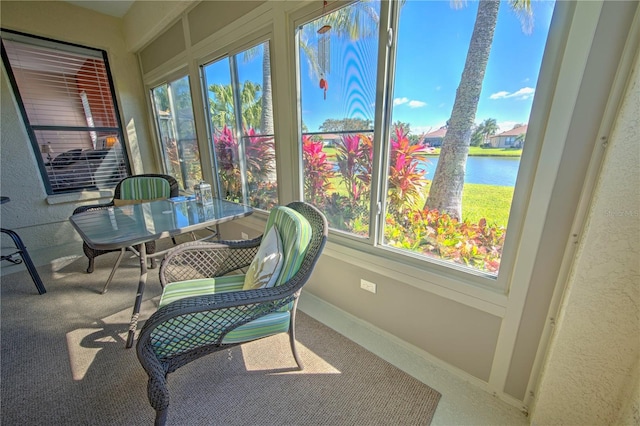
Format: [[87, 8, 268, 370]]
[[323, 239, 509, 317], [45, 190, 114, 205]]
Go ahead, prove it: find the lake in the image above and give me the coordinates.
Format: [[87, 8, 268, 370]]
[[419, 156, 520, 187]]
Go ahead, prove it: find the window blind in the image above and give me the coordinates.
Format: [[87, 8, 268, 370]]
[[1, 30, 129, 194]]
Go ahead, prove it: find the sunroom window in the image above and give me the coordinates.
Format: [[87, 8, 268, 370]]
[[297, 0, 554, 277], [201, 40, 278, 211], [150, 75, 202, 191], [1, 30, 129, 194]]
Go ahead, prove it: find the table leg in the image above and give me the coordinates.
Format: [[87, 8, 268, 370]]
[[126, 243, 148, 348]]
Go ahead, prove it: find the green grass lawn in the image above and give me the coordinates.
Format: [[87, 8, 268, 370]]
[[326, 178, 514, 228], [321, 143, 517, 227]]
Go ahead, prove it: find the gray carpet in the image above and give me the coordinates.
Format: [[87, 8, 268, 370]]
[[1, 251, 441, 425]]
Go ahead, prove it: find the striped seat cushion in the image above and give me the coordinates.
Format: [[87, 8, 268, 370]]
[[152, 206, 312, 352], [159, 275, 245, 307]]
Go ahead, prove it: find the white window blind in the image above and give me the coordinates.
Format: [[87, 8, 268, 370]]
[[1, 30, 129, 194]]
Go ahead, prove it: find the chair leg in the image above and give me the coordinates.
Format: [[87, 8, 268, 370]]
[[102, 248, 126, 294], [1, 228, 46, 295], [155, 407, 168, 426], [289, 302, 304, 370], [87, 257, 95, 274]]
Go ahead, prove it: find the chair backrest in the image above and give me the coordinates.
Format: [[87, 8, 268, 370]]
[[113, 174, 179, 205], [277, 201, 327, 290], [263, 205, 313, 287]]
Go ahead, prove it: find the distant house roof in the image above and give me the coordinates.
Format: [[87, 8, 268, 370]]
[[493, 124, 528, 137], [423, 127, 447, 138]]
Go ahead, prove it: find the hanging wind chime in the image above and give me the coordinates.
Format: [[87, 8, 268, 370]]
[[317, 1, 331, 100]]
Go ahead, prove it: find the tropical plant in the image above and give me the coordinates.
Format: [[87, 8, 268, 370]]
[[334, 133, 373, 206], [385, 208, 506, 273], [302, 135, 335, 205], [212, 125, 276, 205], [387, 126, 431, 219], [425, 0, 532, 220]]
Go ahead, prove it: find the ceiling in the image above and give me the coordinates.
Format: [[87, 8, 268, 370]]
[[64, 1, 135, 18]]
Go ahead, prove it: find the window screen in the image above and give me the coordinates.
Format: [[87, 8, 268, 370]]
[[1, 30, 129, 194]]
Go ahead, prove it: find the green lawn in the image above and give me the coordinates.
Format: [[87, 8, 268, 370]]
[[326, 179, 514, 228], [321, 143, 518, 227]]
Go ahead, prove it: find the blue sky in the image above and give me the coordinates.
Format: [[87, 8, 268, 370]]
[[299, 0, 556, 134]]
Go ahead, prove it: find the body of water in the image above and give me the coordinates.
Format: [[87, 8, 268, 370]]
[[420, 156, 520, 187]]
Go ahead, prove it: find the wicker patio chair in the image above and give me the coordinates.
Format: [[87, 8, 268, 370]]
[[72, 174, 179, 293], [136, 201, 328, 426]]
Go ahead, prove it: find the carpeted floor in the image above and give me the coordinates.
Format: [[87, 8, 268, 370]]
[[1, 251, 441, 425]]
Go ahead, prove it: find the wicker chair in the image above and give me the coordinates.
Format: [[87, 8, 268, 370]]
[[72, 174, 179, 293], [136, 202, 328, 426]]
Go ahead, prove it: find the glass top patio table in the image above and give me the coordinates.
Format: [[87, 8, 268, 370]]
[[70, 197, 252, 251], [69, 197, 253, 347]]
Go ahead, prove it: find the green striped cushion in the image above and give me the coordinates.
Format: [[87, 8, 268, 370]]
[[118, 177, 171, 200], [150, 311, 291, 355], [264, 206, 312, 287], [153, 206, 311, 351], [159, 275, 245, 307], [222, 311, 290, 344]]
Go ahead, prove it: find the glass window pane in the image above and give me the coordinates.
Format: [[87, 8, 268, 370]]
[[383, 1, 555, 276], [202, 42, 278, 210], [297, 1, 381, 237], [237, 42, 277, 211], [1, 30, 129, 194], [151, 76, 202, 191]]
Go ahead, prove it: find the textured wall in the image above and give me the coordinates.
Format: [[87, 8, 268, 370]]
[[531, 46, 640, 424]]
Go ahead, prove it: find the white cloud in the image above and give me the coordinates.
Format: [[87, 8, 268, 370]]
[[489, 87, 535, 100], [394, 97, 426, 108], [393, 97, 409, 106]]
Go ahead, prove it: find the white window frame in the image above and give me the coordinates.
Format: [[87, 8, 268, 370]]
[[290, 0, 614, 298]]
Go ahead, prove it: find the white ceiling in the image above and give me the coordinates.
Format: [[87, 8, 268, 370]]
[[64, 1, 135, 18]]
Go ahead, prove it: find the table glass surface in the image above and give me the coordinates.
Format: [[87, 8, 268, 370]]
[[70, 198, 252, 250]]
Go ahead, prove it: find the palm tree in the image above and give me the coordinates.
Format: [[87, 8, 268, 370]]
[[425, 0, 531, 220], [479, 118, 499, 146], [208, 81, 261, 129]]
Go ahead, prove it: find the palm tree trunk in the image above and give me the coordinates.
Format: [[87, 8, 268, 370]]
[[425, 0, 500, 220], [261, 43, 274, 135]]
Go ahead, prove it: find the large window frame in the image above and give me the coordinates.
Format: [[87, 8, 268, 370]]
[[149, 71, 202, 192], [1, 29, 130, 195], [198, 35, 279, 211], [293, 0, 562, 291]]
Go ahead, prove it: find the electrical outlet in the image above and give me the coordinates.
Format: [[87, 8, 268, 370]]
[[360, 279, 377, 294], [241, 232, 249, 240]]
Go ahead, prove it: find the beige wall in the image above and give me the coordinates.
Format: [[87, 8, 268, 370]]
[[1, 1, 157, 264], [531, 40, 640, 425], [1, 1, 638, 418]]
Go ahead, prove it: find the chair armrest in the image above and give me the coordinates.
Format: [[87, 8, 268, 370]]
[[72, 201, 115, 215], [159, 236, 262, 286], [136, 283, 296, 410], [139, 285, 295, 359]]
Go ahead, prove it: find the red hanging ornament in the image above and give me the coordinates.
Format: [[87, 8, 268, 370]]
[[319, 77, 328, 100]]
